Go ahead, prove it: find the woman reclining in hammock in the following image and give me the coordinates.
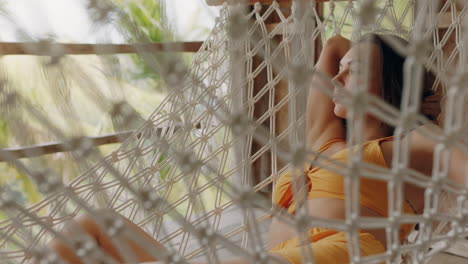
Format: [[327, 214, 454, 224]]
[[30, 34, 463, 264]]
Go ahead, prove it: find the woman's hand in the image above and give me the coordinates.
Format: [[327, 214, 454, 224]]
[[324, 35, 351, 61], [318, 35, 351, 77]]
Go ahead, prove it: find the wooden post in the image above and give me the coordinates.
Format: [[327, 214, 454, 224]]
[[272, 1, 324, 184], [250, 2, 292, 195], [206, 0, 324, 197]]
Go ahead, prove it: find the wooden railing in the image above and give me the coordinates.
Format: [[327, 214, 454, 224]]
[[0, 41, 204, 55], [0, 40, 205, 161], [206, 0, 344, 6], [0, 120, 203, 161], [0, 131, 134, 161]]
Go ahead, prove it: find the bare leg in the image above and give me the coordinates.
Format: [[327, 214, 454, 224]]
[[29, 209, 289, 264], [36, 209, 166, 264], [142, 254, 289, 264]]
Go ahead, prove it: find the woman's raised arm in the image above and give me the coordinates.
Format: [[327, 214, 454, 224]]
[[406, 124, 468, 188], [305, 35, 350, 150]]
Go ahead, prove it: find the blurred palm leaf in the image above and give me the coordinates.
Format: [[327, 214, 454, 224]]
[[114, 0, 174, 81]]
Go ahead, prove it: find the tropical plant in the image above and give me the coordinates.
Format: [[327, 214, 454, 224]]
[[324, 0, 412, 39], [0, 0, 172, 212], [114, 0, 175, 81]]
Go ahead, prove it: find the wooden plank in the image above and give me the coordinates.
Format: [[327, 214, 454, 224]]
[[438, 0, 464, 11], [206, 0, 345, 6], [0, 131, 134, 161], [0, 122, 202, 161], [0, 41, 204, 55], [438, 12, 458, 29], [251, 47, 272, 193]]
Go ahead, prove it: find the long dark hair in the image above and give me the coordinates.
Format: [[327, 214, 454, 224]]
[[360, 33, 436, 120]]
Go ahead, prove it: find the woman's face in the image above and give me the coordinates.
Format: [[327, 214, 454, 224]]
[[332, 42, 383, 119]]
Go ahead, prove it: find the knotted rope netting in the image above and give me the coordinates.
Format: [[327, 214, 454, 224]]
[[0, 0, 468, 263]]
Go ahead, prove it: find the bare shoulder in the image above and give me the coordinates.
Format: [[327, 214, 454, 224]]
[[322, 141, 347, 157]]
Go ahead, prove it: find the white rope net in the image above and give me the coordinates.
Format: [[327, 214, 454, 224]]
[[0, 0, 467, 263]]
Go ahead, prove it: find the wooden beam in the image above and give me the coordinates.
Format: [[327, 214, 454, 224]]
[[0, 131, 134, 161], [0, 122, 202, 161], [437, 12, 454, 28], [207, 0, 287, 6], [0, 41, 204, 55], [206, 0, 345, 6]]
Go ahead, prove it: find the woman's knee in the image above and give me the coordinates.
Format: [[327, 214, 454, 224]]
[[64, 209, 121, 236]]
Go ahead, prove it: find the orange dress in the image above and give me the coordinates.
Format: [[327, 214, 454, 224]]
[[269, 137, 415, 264]]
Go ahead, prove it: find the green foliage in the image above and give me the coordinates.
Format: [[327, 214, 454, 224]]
[[0, 163, 41, 206], [114, 0, 174, 80], [0, 0, 224, 218], [0, 118, 9, 146], [0, 0, 177, 214], [157, 153, 171, 181], [324, 0, 412, 40], [123, 0, 172, 42]]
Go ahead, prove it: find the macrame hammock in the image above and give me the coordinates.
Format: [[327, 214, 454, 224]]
[[1, 0, 468, 263]]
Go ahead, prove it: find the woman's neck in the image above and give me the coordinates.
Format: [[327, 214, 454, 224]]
[[350, 116, 391, 142]]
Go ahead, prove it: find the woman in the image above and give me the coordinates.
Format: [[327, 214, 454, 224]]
[[31, 34, 459, 264], [268, 34, 444, 263]]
